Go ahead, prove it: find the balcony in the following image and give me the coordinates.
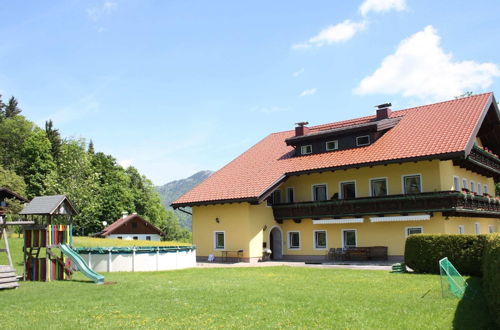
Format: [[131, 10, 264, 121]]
[[272, 191, 500, 221], [454, 145, 500, 181]]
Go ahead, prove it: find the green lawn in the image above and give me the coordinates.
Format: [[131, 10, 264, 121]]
[[0, 237, 495, 329]]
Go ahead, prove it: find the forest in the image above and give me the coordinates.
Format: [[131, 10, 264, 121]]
[[0, 94, 190, 242]]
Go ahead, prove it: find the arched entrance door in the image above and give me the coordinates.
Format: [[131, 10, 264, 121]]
[[269, 227, 283, 260]]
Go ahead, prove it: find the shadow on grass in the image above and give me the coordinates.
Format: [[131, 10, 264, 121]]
[[452, 277, 495, 330]]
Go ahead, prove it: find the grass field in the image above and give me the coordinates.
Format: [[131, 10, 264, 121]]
[[0, 237, 494, 329]]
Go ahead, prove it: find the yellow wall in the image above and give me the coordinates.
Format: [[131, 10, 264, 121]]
[[191, 159, 498, 260], [439, 160, 495, 196], [278, 160, 442, 202], [192, 203, 277, 260], [192, 203, 251, 258]]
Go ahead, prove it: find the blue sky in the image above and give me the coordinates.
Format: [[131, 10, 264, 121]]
[[1, 0, 500, 184]]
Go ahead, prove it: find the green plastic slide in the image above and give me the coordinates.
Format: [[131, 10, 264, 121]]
[[59, 243, 105, 284]]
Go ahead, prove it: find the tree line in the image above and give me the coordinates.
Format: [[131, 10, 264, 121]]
[[0, 94, 190, 242]]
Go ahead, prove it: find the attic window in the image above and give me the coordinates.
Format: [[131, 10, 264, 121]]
[[301, 145, 312, 155], [326, 140, 338, 151], [356, 135, 370, 146], [132, 222, 138, 229]]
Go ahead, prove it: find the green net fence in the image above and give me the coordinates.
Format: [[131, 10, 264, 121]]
[[439, 257, 467, 298]]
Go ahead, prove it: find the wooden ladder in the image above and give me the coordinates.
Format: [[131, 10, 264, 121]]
[[0, 217, 18, 289]]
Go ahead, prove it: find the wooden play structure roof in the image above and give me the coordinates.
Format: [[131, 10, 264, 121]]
[[19, 195, 77, 216]]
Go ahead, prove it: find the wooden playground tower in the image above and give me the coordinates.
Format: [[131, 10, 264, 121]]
[[19, 195, 77, 282], [0, 195, 77, 288]]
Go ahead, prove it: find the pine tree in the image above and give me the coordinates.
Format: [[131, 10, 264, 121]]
[[45, 120, 62, 163], [5, 96, 21, 117], [88, 140, 95, 154]]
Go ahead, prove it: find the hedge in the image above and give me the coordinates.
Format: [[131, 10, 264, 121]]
[[482, 234, 500, 327], [404, 234, 487, 276]]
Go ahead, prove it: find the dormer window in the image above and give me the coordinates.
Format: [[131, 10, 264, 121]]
[[356, 135, 370, 146], [326, 140, 338, 151], [301, 145, 312, 155]]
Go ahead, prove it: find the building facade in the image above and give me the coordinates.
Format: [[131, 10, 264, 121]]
[[173, 93, 500, 262], [96, 213, 164, 242]]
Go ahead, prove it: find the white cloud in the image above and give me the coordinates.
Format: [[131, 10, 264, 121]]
[[86, 1, 117, 21], [293, 68, 305, 77], [359, 0, 406, 17], [299, 88, 317, 97], [354, 26, 500, 101], [293, 20, 366, 49]]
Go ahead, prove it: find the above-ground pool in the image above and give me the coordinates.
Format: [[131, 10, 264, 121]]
[[74, 246, 196, 272]]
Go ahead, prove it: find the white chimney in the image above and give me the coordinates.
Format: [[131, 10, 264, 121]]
[[122, 211, 129, 219]]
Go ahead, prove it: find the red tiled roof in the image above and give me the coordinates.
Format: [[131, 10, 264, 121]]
[[98, 214, 164, 237], [173, 93, 494, 207]]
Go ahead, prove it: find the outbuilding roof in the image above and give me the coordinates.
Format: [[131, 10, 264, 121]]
[[96, 214, 165, 237], [19, 195, 77, 215], [172, 93, 498, 207]]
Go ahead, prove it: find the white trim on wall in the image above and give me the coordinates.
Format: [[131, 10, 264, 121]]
[[311, 183, 328, 201], [341, 229, 357, 249], [458, 225, 465, 234], [213, 231, 225, 250], [312, 230, 328, 250], [475, 223, 480, 234], [339, 180, 357, 199], [402, 173, 423, 194], [405, 226, 423, 238], [453, 176, 460, 191], [369, 177, 389, 196], [287, 231, 301, 250]]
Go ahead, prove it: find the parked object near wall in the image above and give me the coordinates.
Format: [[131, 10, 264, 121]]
[[75, 246, 196, 272]]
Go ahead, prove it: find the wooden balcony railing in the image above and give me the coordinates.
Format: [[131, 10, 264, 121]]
[[454, 145, 500, 181], [272, 191, 500, 221]]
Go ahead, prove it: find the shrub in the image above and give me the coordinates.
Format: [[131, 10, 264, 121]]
[[404, 234, 487, 276], [482, 234, 500, 327]]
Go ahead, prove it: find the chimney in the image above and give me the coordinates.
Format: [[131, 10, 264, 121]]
[[295, 122, 310, 136], [122, 211, 129, 219], [375, 103, 392, 120]]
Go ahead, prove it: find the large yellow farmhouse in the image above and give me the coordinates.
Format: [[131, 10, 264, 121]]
[[173, 93, 500, 262]]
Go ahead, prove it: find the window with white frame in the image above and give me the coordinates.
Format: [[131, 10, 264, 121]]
[[326, 140, 338, 151], [488, 225, 495, 233], [286, 187, 295, 203], [314, 230, 327, 249], [474, 223, 480, 234], [288, 231, 300, 249], [301, 145, 312, 155], [356, 135, 370, 146], [370, 178, 388, 197], [406, 227, 423, 237], [470, 181, 475, 193], [458, 225, 465, 234], [462, 179, 468, 190], [340, 181, 356, 199], [312, 184, 327, 201], [484, 184, 489, 195], [214, 231, 225, 250], [477, 183, 482, 196], [453, 176, 460, 191], [403, 175, 422, 194], [146, 236, 151, 241], [342, 230, 357, 249]]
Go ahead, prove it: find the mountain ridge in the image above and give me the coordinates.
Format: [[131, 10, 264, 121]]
[[156, 170, 213, 229]]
